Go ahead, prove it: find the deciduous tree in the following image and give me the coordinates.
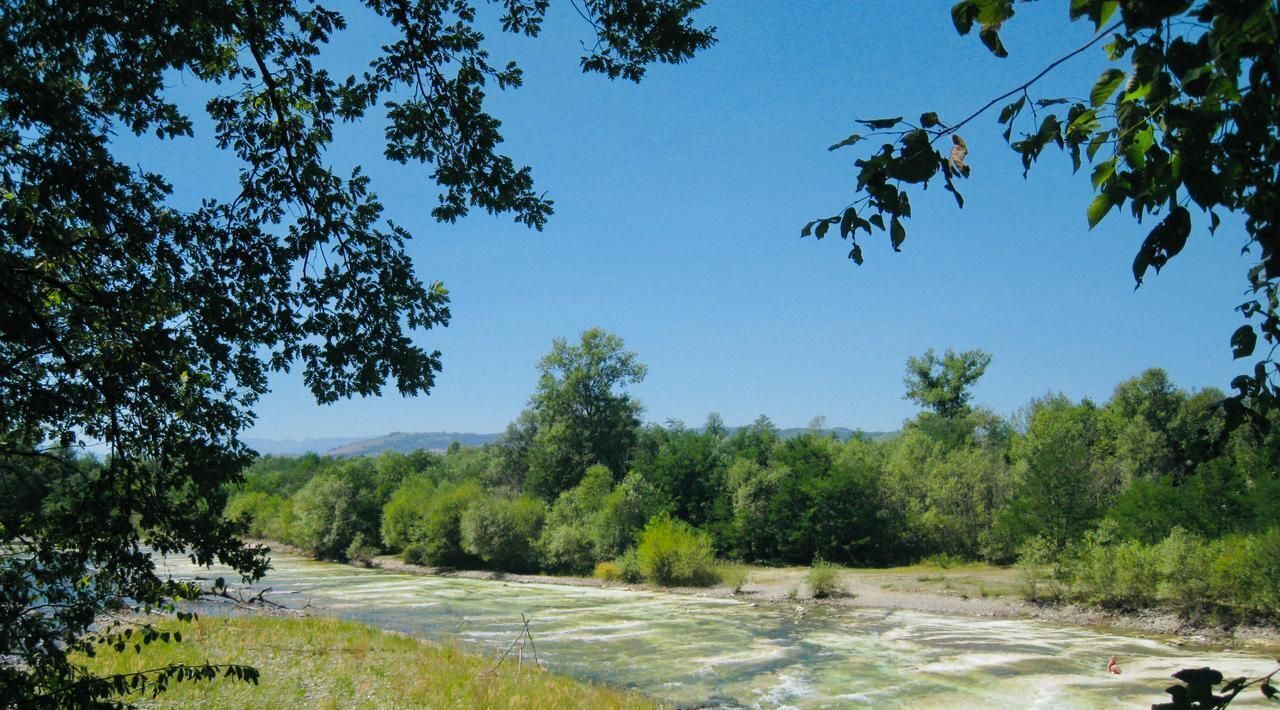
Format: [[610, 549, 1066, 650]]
[[526, 328, 647, 499]]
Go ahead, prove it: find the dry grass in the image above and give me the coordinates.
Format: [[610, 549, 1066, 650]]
[[76, 615, 656, 709]]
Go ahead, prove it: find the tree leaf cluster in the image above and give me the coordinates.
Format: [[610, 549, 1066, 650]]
[[806, 1, 1280, 427]]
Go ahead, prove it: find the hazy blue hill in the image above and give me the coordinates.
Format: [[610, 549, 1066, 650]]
[[324, 431, 501, 457], [244, 436, 365, 456], [248, 426, 897, 458]]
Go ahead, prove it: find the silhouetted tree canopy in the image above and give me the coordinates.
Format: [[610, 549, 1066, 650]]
[[805, 0, 1280, 427]]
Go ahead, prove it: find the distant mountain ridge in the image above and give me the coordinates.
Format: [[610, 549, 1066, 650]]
[[247, 426, 896, 458], [244, 436, 365, 456], [324, 431, 501, 457]]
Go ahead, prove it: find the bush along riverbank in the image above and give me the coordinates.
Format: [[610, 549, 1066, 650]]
[[75, 615, 655, 709]]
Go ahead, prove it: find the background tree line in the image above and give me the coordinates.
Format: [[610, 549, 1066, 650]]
[[226, 329, 1280, 618]]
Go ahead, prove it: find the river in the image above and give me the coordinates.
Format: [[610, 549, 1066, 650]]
[[157, 552, 1277, 708]]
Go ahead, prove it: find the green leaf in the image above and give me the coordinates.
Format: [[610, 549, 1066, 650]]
[[1231, 326, 1257, 359], [1123, 126, 1155, 167], [1123, 80, 1153, 103], [1087, 192, 1113, 228], [890, 218, 906, 251], [1133, 206, 1192, 283], [815, 220, 831, 239], [828, 133, 863, 151], [1086, 130, 1111, 161], [951, 0, 980, 34], [848, 242, 864, 265], [919, 112, 941, 128], [801, 220, 817, 238], [839, 207, 857, 239], [998, 95, 1026, 124], [979, 25, 1008, 58], [1097, 1, 1119, 28], [1090, 158, 1116, 189], [857, 116, 903, 130], [1090, 68, 1125, 106]]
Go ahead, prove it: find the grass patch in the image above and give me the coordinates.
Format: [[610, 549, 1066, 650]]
[[807, 558, 845, 599], [717, 564, 749, 594], [75, 615, 655, 709]]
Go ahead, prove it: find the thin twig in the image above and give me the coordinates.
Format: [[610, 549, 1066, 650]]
[[933, 20, 1125, 144]]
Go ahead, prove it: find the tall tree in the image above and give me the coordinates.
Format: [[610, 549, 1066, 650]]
[[903, 348, 992, 419], [526, 328, 647, 499], [0, 1, 713, 703], [805, 1, 1280, 425]]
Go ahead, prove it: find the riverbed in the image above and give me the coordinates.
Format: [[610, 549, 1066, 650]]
[[157, 552, 1278, 708]]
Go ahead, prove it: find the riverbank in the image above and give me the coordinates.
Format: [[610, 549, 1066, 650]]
[[76, 615, 656, 708]]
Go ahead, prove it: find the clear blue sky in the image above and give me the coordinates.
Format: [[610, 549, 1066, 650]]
[[123, 2, 1252, 439]]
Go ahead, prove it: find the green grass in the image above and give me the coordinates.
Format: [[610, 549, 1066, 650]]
[[76, 615, 656, 709]]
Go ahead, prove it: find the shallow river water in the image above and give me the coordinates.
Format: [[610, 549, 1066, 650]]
[[158, 553, 1276, 708]]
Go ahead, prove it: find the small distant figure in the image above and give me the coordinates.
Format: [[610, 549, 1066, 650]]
[[1107, 656, 1121, 675]]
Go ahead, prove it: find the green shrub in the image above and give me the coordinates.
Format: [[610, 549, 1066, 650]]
[[225, 491, 296, 542], [635, 515, 719, 587], [537, 467, 618, 575], [538, 522, 597, 575], [1152, 527, 1212, 611], [1015, 535, 1065, 602], [616, 548, 643, 583], [595, 471, 663, 559], [718, 565, 748, 594], [412, 481, 484, 567], [460, 495, 545, 572], [1066, 528, 1160, 609], [345, 533, 377, 567], [292, 476, 363, 560], [593, 561, 622, 583], [806, 558, 844, 599], [921, 552, 963, 569], [381, 476, 435, 552]]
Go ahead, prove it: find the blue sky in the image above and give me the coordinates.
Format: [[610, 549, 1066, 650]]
[[126, 2, 1252, 438]]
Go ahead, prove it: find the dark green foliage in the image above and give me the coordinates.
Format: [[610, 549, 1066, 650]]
[[407, 481, 484, 568], [538, 465, 615, 574], [902, 348, 992, 419], [460, 495, 545, 572], [595, 470, 666, 559], [632, 423, 726, 527], [1105, 459, 1253, 543], [291, 476, 366, 561], [809, 1, 1280, 425], [526, 329, 647, 500], [727, 415, 781, 467], [995, 396, 1103, 553], [381, 476, 438, 552]]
